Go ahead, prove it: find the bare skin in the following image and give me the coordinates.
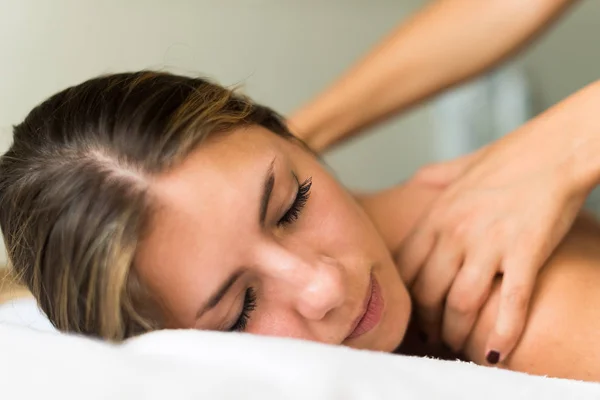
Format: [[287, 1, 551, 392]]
[[288, 0, 587, 363], [1, 124, 597, 381], [135, 126, 412, 353], [360, 181, 600, 381], [289, 0, 578, 151], [134, 123, 600, 381]]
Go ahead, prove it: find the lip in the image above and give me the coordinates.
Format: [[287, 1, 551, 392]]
[[346, 273, 384, 340]]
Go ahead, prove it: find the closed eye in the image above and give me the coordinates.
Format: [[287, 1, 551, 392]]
[[229, 287, 257, 332], [278, 176, 312, 226]]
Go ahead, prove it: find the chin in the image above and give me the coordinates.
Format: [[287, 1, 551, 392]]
[[346, 316, 409, 352], [377, 287, 412, 352], [375, 260, 412, 352]]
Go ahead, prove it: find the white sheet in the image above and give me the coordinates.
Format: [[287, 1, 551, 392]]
[[1, 298, 599, 399]]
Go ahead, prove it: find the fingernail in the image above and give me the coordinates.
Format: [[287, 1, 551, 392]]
[[486, 350, 500, 365], [418, 331, 428, 343]]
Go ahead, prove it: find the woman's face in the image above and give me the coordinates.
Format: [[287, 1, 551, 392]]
[[135, 126, 411, 352]]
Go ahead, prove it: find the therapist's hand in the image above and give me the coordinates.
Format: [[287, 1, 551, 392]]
[[395, 124, 590, 364]]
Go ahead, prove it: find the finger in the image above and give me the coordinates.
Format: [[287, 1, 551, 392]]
[[442, 250, 500, 353], [485, 257, 537, 365], [413, 162, 465, 188], [394, 223, 437, 286], [411, 236, 463, 344]]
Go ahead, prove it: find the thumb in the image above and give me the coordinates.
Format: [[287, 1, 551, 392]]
[[414, 146, 488, 188]]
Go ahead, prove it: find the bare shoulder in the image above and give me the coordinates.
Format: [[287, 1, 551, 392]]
[[356, 180, 441, 252], [465, 212, 600, 381]]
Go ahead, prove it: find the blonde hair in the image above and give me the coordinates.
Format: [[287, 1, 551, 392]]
[[0, 71, 294, 341]]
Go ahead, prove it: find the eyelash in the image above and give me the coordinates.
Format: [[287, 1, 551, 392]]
[[230, 287, 257, 332], [278, 177, 312, 227]]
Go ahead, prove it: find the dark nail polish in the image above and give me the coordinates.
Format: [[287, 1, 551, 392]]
[[418, 331, 428, 343], [486, 350, 500, 365]]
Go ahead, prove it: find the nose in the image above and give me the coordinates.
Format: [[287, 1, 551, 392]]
[[295, 254, 346, 320], [261, 246, 345, 321]]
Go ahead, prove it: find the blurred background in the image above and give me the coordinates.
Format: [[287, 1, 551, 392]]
[[0, 0, 599, 265]]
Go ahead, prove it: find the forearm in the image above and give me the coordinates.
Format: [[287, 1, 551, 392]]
[[570, 107, 600, 194], [354, 78, 600, 256], [567, 85, 600, 193], [289, 0, 577, 152], [500, 80, 600, 196]]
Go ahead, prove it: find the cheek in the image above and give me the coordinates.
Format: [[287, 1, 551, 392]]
[[249, 310, 314, 340], [307, 172, 380, 255]]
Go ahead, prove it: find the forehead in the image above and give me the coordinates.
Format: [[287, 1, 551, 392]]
[[133, 126, 290, 323]]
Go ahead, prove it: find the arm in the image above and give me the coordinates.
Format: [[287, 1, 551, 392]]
[[289, 0, 578, 152], [356, 71, 600, 244], [357, 78, 600, 368]]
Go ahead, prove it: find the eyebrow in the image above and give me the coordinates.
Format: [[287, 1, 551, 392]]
[[259, 158, 276, 226], [195, 157, 277, 320]]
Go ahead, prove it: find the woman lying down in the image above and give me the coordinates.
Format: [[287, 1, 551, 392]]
[[1, 71, 599, 382]]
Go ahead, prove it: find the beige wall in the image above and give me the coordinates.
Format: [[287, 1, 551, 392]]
[[0, 0, 599, 266], [0, 0, 433, 187]]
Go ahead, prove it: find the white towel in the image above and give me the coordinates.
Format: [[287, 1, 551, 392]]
[[1, 299, 599, 399]]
